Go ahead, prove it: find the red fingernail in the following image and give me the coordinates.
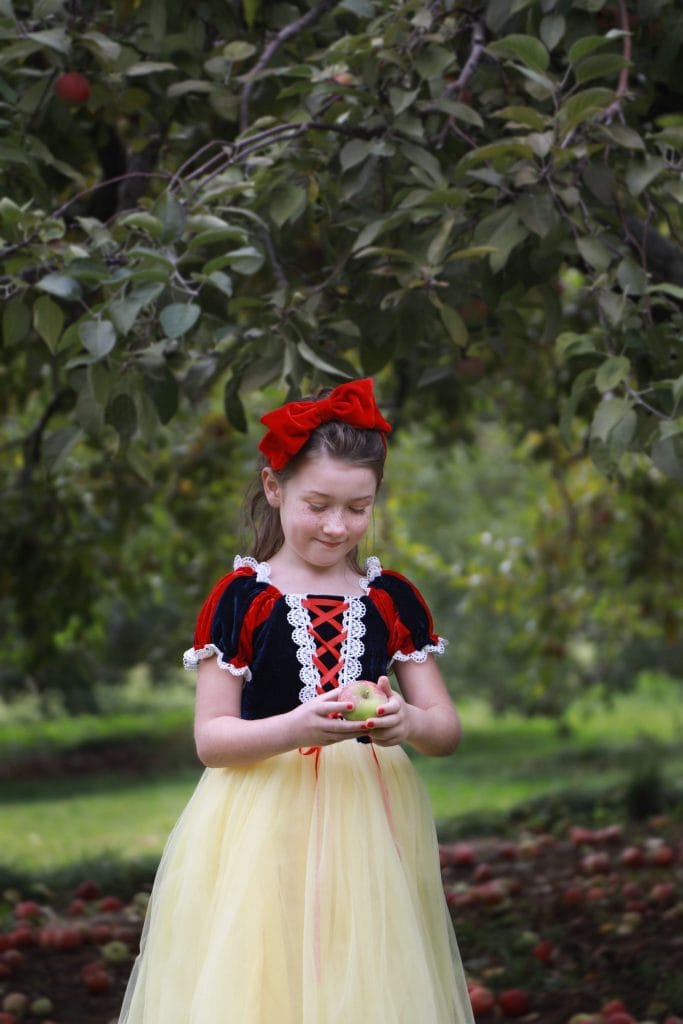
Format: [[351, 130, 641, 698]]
[[366, 720, 375, 728], [377, 707, 385, 716], [346, 703, 354, 710]]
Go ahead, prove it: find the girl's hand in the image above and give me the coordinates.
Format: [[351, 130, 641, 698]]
[[356, 675, 415, 747], [287, 688, 371, 747]]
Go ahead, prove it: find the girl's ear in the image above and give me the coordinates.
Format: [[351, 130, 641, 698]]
[[261, 466, 282, 507]]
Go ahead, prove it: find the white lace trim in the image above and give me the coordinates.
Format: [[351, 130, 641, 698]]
[[286, 594, 367, 703], [233, 554, 271, 583], [182, 643, 251, 680], [389, 637, 448, 667], [360, 555, 382, 590]]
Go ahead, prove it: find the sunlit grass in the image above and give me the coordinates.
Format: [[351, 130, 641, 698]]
[[0, 673, 681, 877]]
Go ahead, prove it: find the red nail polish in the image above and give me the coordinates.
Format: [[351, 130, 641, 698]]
[[377, 707, 385, 716]]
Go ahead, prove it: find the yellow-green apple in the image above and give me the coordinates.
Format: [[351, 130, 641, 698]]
[[337, 681, 386, 721]]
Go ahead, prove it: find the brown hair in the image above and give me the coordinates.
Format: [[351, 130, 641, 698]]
[[243, 393, 387, 570]]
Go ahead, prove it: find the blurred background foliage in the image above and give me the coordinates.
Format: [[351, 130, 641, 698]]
[[1, 0, 682, 714]]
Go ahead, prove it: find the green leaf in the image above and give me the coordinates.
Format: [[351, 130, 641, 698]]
[[297, 341, 354, 378], [80, 30, 122, 63], [458, 141, 534, 170], [26, 27, 70, 53], [493, 105, 547, 130], [33, 295, 64, 353], [438, 303, 468, 348], [108, 283, 165, 334], [153, 192, 186, 244], [167, 80, 213, 98], [558, 88, 615, 136], [651, 430, 683, 483], [595, 355, 630, 393], [626, 157, 667, 197], [223, 40, 257, 60], [159, 303, 201, 338], [79, 319, 117, 360], [145, 366, 179, 425], [574, 53, 629, 85], [568, 33, 622, 66], [576, 236, 612, 272], [106, 393, 138, 441], [270, 185, 307, 228], [206, 271, 234, 298], [590, 397, 636, 444], [401, 142, 445, 185], [3, 299, 31, 346], [43, 426, 82, 471], [389, 86, 419, 115], [649, 283, 683, 301], [242, 0, 261, 30], [224, 376, 247, 431], [487, 34, 550, 73], [340, 139, 372, 172], [414, 44, 455, 79], [540, 13, 566, 51], [125, 61, 177, 76], [36, 273, 82, 300]]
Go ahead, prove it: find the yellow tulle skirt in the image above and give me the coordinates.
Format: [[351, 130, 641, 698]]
[[118, 739, 474, 1024]]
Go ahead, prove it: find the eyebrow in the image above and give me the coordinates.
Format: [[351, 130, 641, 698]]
[[303, 491, 375, 501]]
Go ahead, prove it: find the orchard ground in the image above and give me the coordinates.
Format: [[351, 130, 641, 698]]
[[1, 794, 682, 1023], [1, 679, 681, 1023]]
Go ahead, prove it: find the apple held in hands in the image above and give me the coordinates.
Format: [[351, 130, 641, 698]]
[[337, 681, 386, 721]]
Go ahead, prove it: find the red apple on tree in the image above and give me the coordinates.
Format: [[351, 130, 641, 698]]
[[53, 71, 91, 104]]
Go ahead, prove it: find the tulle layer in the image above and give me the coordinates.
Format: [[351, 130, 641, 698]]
[[118, 740, 474, 1024]]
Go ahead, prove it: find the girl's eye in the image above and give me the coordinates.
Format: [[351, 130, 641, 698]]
[[349, 506, 369, 515], [308, 504, 326, 513]]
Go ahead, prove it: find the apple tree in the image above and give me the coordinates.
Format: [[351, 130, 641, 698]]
[[1, 0, 682, 708]]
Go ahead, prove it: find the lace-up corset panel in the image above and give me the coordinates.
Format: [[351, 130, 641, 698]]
[[184, 556, 447, 720]]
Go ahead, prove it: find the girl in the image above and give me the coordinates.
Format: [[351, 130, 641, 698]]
[[118, 377, 474, 1024]]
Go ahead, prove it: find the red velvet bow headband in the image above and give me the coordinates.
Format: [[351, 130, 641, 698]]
[[259, 377, 392, 471]]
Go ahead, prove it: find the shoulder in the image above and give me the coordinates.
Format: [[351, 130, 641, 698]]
[[364, 559, 429, 608]]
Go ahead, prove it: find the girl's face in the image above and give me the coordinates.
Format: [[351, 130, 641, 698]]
[[262, 452, 377, 573]]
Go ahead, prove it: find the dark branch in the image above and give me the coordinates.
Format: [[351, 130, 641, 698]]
[[239, 0, 341, 132]]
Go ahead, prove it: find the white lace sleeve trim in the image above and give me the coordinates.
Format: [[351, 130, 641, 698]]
[[183, 643, 251, 680], [233, 554, 271, 584], [360, 555, 382, 590], [388, 637, 448, 667]]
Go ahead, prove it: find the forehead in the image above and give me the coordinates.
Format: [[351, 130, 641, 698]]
[[286, 453, 377, 498]]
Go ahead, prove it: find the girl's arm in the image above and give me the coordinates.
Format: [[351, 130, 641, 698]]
[[368, 657, 462, 757], [194, 657, 369, 767]]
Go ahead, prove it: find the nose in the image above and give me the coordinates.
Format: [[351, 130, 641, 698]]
[[321, 510, 346, 537]]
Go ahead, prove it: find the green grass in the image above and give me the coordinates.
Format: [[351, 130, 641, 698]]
[[1, 673, 681, 880]]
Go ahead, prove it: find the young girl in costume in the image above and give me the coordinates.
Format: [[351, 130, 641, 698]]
[[118, 378, 474, 1024]]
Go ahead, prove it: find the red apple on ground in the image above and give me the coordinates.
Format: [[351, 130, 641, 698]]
[[604, 1014, 635, 1024], [53, 71, 91, 104], [337, 681, 386, 721], [469, 985, 496, 1017], [497, 989, 531, 1017]]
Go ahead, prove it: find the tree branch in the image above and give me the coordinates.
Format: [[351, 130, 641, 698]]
[[601, 0, 632, 124], [239, 0, 342, 132], [444, 20, 486, 98]]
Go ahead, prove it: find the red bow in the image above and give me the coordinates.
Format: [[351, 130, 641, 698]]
[[259, 378, 392, 471]]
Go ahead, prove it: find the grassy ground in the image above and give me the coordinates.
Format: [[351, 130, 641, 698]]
[[0, 672, 681, 879]]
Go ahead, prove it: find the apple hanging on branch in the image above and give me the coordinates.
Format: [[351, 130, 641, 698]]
[[53, 71, 91, 105], [337, 680, 388, 721]]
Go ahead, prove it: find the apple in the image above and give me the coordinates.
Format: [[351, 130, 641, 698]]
[[2, 994, 28, 1017], [53, 71, 91, 104], [337, 681, 385, 721], [604, 1014, 635, 1024], [30, 997, 54, 1016], [497, 989, 530, 1017], [469, 985, 496, 1017], [601, 1000, 627, 1016]]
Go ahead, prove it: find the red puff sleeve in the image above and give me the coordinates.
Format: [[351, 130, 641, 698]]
[[367, 569, 447, 667], [182, 566, 278, 678]]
